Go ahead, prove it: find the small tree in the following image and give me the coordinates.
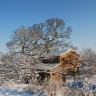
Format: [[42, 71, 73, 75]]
[[80, 48, 96, 76]]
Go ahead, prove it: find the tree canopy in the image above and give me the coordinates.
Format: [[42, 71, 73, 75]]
[[7, 18, 76, 58]]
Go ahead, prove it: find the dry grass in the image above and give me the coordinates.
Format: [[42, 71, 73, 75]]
[[25, 77, 96, 96], [44, 80, 84, 96]]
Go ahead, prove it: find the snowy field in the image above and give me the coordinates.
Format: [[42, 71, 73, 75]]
[[0, 82, 44, 96], [0, 76, 95, 96], [0, 84, 32, 96]]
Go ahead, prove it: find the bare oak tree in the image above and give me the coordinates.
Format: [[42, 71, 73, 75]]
[[2, 18, 78, 83]]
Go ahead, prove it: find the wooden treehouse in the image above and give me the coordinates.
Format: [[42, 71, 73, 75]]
[[20, 50, 82, 84]]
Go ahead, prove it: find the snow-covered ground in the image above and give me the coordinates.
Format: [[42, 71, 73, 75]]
[[0, 83, 32, 96], [0, 81, 44, 96], [0, 76, 95, 96]]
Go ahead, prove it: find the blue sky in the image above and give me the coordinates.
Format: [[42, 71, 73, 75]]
[[0, 0, 96, 53]]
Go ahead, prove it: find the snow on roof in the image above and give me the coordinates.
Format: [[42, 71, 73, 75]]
[[40, 50, 66, 58]]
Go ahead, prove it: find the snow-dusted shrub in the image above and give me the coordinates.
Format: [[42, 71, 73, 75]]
[[44, 78, 96, 96]]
